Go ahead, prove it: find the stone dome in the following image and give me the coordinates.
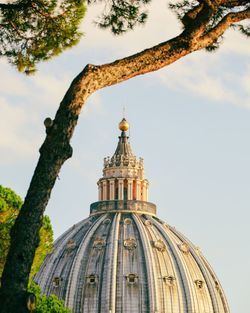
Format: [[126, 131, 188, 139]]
[[35, 120, 230, 313]]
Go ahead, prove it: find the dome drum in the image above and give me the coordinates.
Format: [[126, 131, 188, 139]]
[[90, 200, 156, 216]]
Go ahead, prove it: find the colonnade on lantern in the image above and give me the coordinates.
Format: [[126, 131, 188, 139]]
[[97, 177, 149, 201]]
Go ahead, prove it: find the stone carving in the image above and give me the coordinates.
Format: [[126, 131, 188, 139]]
[[163, 275, 176, 286], [124, 218, 132, 225], [178, 242, 190, 254], [195, 279, 204, 289], [144, 220, 152, 226], [126, 273, 138, 285], [124, 238, 137, 250], [215, 281, 220, 290], [66, 239, 76, 251], [153, 239, 166, 252], [163, 223, 170, 229], [87, 274, 98, 285], [195, 246, 201, 255], [53, 276, 63, 288], [103, 218, 111, 225], [93, 238, 105, 250]]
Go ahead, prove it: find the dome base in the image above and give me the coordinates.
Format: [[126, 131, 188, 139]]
[[90, 200, 157, 216]]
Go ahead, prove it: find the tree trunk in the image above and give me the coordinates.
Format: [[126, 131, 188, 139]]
[[0, 5, 249, 311]]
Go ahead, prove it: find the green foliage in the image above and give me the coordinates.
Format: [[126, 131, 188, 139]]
[[237, 24, 250, 37], [88, 0, 151, 35], [0, 186, 22, 278], [0, 0, 86, 74], [0, 185, 23, 212], [29, 281, 71, 313], [0, 185, 62, 311], [0, 185, 53, 281]]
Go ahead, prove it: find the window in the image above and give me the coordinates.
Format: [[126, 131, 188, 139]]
[[53, 277, 62, 288], [66, 239, 76, 250], [195, 280, 204, 289], [87, 274, 98, 285], [126, 273, 138, 285], [163, 275, 175, 286], [124, 238, 137, 250]]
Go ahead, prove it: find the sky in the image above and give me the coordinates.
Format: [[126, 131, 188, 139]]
[[0, 1, 250, 312]]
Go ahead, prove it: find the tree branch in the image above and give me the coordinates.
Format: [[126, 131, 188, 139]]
[[199, 7, 250, 47], [182, 3, 205, 27], [198, 0, 219, 10], [220, 0, 249, 7], [182, 2, 215, 40]]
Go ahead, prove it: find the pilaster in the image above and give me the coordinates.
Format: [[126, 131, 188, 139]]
[[109, 179, 115, 200], [118, 179, 124, 200], [127, 179, 133, 200]]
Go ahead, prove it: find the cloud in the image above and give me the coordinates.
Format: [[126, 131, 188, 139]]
[[156, 50, 250, 109], [73, 0, 180, 58], [241, 65, 250, 96], [222, 28, 250, 57], [0, 58, 72, 113], [81, 93, 105, 119], [29, 72, 71, 110], [0, 97, 41, 163], [0, 60, 30, 97]]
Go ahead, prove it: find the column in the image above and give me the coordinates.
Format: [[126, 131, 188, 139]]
[[102, 181, 107, 201], [136, 180, 141, 201], [98, 181, 102, 201], [127, 179, 133, 200], [118, 179, 124, 200], [145, 181, 149, 202], [109, 179, 115, 200], [142, 180, 147, 201]]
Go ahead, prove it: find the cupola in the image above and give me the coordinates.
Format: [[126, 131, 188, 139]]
[[97, 118, 148, 202]]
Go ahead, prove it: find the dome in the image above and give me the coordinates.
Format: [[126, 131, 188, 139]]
[[35, 121, 230, 313]]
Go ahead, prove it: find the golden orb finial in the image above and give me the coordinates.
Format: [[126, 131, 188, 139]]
[[119, 118, 129, 131]]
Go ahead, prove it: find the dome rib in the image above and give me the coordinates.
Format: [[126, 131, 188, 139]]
[[144, 216, 183, 313], [119, 213, 150, 312], [133, 214, 159, 312], [171, 226, 230, 313], [149, 218, 193, 313], [152, 218, 230, 313], [170, 227, 220, 313], [110, 213, 121, 312], [36, 218, 91, 294], [65, 214, 107, 309], [199, 254, 230, 313]]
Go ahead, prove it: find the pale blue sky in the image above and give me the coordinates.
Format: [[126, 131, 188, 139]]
[[0, 1, 249, 312]]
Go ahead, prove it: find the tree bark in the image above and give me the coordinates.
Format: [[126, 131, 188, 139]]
[[0, 4, 249, 312]]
